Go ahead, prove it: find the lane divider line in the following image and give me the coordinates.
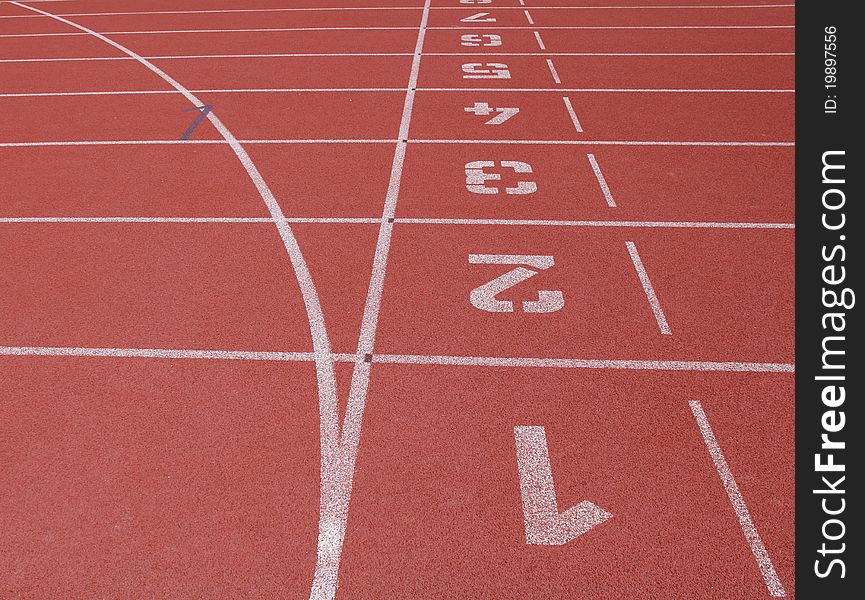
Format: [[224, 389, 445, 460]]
[[0, 346, 795, 373], [0, 24, 796, 38], [545, 58, 561, 84], [0, 217, 796, 229]]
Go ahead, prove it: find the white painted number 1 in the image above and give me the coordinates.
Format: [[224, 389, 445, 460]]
[[465, 102, 519, 125], [468, 254, 564, 314]]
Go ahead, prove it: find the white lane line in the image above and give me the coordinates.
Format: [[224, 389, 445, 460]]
[[0, 140, 396, 147], [0, 345, 321, 362], [0, 217, 794, 229], [413, 139, 794, 146], [375, 354, 793, 372], [0, 88, 794, 98], [308, 2, 432, 599], [395, 218, 793, 229], [533, 31, 546, 50], [587, 154, 615, 206], [562, 96, 583, 132], [524, 9, 535, 24], [626, 241, 671, 335], [0, 25, 795, 37], [0, 217, 380, 223], [9, 9, 344, 581], [0, 54, 414, 62], [0, 52, 796, 63], [0, 346, 794, 373], [545, 58, 561, 84], [689, 400, 787, 596], [0, 4, 797, 16], [0, 139, 794, 148]]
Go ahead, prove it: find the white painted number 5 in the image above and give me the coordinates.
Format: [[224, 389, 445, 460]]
[[468, 254, 564, 314], [462, 63, 511, 79]]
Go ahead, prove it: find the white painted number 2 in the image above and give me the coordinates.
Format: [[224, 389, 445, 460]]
[[462, 63, 511, 79], [460, 34, 502, 47], [469, 255, 565, 314], [460, 0, 492, 4], [465, 161, 536, 195], [465, 102, 519, 125]]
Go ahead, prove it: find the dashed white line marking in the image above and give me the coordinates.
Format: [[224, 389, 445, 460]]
[[689, 400, 787, 597], [545, 58, 561, 84], [562, 96, 583, 132], [587, 153, 616, 207], [524, 9, 535, 24], [626, 241, 672, 335], [532, 31, 546, 50], [0, 139, 794, 148]]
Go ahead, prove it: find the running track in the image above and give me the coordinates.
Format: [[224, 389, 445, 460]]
[[0, 0, 794, 598]]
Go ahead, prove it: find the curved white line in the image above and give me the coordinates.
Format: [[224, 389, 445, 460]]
[[10, 2, 343, 597]]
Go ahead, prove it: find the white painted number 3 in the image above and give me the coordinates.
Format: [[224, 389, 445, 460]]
[[460, 34, 502, 47], [462, 63, 511, 79], [465, 161, 537, 195], [469, 255, 565, 314]]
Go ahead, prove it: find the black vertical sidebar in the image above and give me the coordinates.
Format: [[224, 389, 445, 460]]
[[795, 1, 861, 598]]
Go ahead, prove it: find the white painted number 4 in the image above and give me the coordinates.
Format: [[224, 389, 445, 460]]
[[468, 254, 564, 314], [465, 102, 519, 125], [461, 12, 496, 22]]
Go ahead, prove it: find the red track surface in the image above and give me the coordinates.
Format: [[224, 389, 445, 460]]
[[1, 0, 794, 598]]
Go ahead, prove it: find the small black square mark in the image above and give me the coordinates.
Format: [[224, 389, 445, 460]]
[[364, 353, 373, 363], [387, 218, 395, 223]]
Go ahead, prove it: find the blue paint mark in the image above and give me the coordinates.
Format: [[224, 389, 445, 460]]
[[180, 104, 213, 140]]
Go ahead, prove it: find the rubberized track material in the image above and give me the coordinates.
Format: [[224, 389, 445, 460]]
[[0, 1, 794, 598]]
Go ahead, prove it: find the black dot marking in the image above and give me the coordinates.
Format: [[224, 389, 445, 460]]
[[387, 218, 395, 223], [364, 353, 373, 363]]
